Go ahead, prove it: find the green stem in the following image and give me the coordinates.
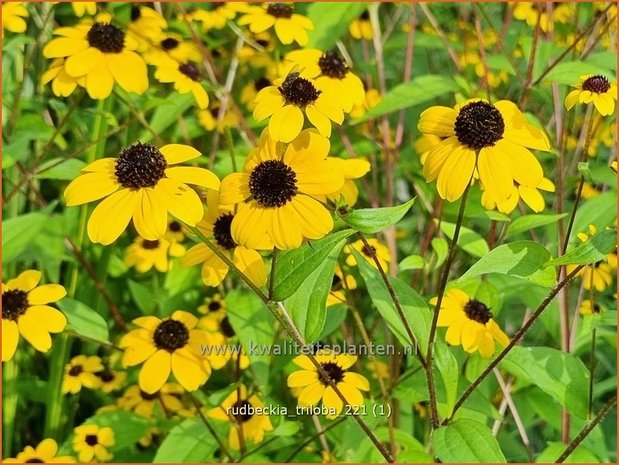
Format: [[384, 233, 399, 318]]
[[43, 333, 70, 439], [2, 358, 19, 455]]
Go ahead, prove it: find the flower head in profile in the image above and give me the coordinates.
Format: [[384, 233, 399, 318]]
[[64, 142, 219, 245], [568, 225, 617, 291], [181, 192, 267, 287], [62, 355, 104, 394], [238, 3, 313, 46], [418, 99, 550, 203], [565, 75, 617, 116], [72, 424, 114, 463], [282, 49, 365, 113], [42, 13, 148, 99], [2, 2, 29, 37], [349, 10, 372, 40], [4, 439, 75, 463], [207, 385, 273, 450], [254, 70, 344, 142], [219, 129, 344, 249], [345, 238, 391, 271], [431, 288, 509, 357], [2, 270, 67, 361], [124, 236, 185, 273], [287, 350, 369, 419], [120, 311, 220, 393], [155, 61, 209, 109]]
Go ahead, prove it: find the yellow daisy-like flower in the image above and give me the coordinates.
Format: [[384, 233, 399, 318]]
[[565, 75, 618, 116], [128, 5, 167, 52], [117, 383, 187, 418], [2, 270, 67, 362], [4, 439, 75, 463], [42, 15, 148, 99], [349, 11, 372, 40], [197, 314, 251, 370], [325, 157, 371, 206], [254, 70, 344, 142], [568, 225, 617, 291], [240, 75, 274, 111], [154, 61, 209, 109], [345, 238, 391, 271], [95, 369, 126, 393], [120, 311, 217, 394], [166, 219, 187, 243], [198, 293, 227, 317], [367, 360, 389, 381], [41, 58, 82, 97], [579, 299, 603, 316], [62, 355, 104, 394], [72, 2, 97, 17], [238, 3, 313, 46], [611, 161, 617, 173], [282, 49, 365, 113], [143, 34, 201, 67], [64, 142, 219, 245], [512, 2, 552, 33], [186, 2, 248, 31], [287, 350, 370, 419], [418, 99, 550, 203], [482, 177, 555, 214], [124, 236, 185, 273], [581, 182, 601, 200], [327, 266, 357, 307], [207, 385, 273, 450], [349, 87, 381, 120], [198, 105, 240, 133], [72, 424, 114, 463], [2, 2, 28, 37], [181, 193, 267, 287], [431, 288, 510, 358], [219, 129, 344, 249]]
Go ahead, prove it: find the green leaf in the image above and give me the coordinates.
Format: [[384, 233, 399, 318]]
[[435, 341, 458, 418], [547, 229, 617, 266], [432, 237, 448, 269], [76, 410, 152, 452], [58, 298, 110, 343], [2, 211, 50, 264], [338, 198, 415, 234], [438, 221, 489, 258], [432, 418, 506, 463], [139, 92, 194, 142], [536, 443, 600, 463], [353, 75, 458, 123], [578, 161, 594, 183], [506, 213, 569, 238], [306, 3, 367, 50], [273, 229, 356, 301], [501, 346, 590, 418], [399, 254, 425, 271], [572, 192, 617, 238], [128, 279, 157, 314], [36, 158, 86, 181], [154, 417, 220, 462], [285, 246, 340, 343], [458, 241, 555, 287], [540, 60, 615, 85], [226, 290, 275, 387], [353, 249, 431, 353]]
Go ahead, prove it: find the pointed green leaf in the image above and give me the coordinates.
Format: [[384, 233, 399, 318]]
[[548, 229, 617, 266], [339, 198, 415, 234], [432, 419, 506, 463]]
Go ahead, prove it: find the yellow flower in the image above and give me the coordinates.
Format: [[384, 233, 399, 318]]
[[345, 238, 391, 271], [197, 314, 251, 370], [568, 225, 617, 291], [579, 299, 603, 315], [431, 288, 510, 358], [143, 34, 201, 66], [367, 360, 389, 381], [62, 355, 104, 394], [2, 2, 28, 37], [240, 75, 274, 111], [198, 293, 227, 317], [41, 58, 82, 97], [349, 88, 381, 119], [95, 369, 126, 393], [181, 192, 267, 287], [325, 157, 371, 206], [219, 129, 344, 249], [117, 383, 187, 418], [481, 177, 555, 214], [565, 75, 618, 116], [42, 14, 148, 99], [612, 161, 617, 173], [72, 2, 96, 17], [198, 105, 240, 133], [287, 350, 370, 419], [2, 270, 67, 361], [207, 385, 273, 450], [281, 49, 365, 113], [349, 11, 372, 40], [154, 61, 209, 109], [414, 133, 442, 165], [166, 219, 187, 243], [64, 142, 219, 245], [124, 236, 185, 273], [327, 266, 357, 307], [128, 5, 167, 52], [254, 70, 344, 142], [72, 424, 114, 463], [238, 3, 313, 46], [512, 2, 552, 32], [120, 311, 218, 393], [186, 2, 248, 30], [4, 439, 75, 463], [418, 99, 550, 202], [581, 182, 601, 200]]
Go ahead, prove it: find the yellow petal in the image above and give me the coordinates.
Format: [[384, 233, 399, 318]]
[[132, 189, 167, 240], [139, 350, 171, 394], [108, 51, 148, 94], [64, 172, 120, 206], [418, 106, 457, 137], [269, 105, 304, 143], [477, 146, 513, 203], [165, 166, 220, 189], [27, 284, 66, 305], [18, 313, 52, 353], [155, 178, 204, 226], [87, 189, 139, 245], [25, 305, 67, 332], [233, 246, 267, 287], [219, 173, 251, 205], [160, 144, 201, 164], [171, 348, 208, 391], [2, 320, 19, 362], [7, 270, 41, 291]]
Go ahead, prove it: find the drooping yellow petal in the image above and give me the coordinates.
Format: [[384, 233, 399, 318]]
[[418, 106, 457, 137], [87, 189, 139, 245], [436, 145, 476, 202], [171, 348, 207, 391], [155, 178, 204, 226], [219, 173, 251, 205], [2, 320, 19, 362], [477, 146, 513, 203], [233, 246, 267, 287], [269, 105, 304, 143], [64, 172, 120, 206], [139, 350, 171, 394], [132, 189, 167, 240]]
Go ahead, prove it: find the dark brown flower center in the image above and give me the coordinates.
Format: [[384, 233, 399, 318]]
[[25, 459, 45, 463], [209, 106, 221, 118], [360, 10, 370, 20], [87, 23, 125, 53], [318, 362, 345, 385], [332, 274, 342, 291], [278, 72, 321, 106], [68, 364, 83, 377], [153, 319, 189, 351], [131, 6, 141, 21], [230, 399, 254, 422], [208, 301, 222, 312], [213, 213, 236, 250], [142, 240, 160, 250], [179, 62, 201, 82], [220, 316, 235, 338], [97, 370, 116, 383], [319, 51, 349, 79], [140, 390, 159, 400], [582, 75, 611, 93], [361, 244, 376, 257], [254, 76, 272, 92], [592, 303, 601, 313], [115, 142, 167, 189], [454, 101, 505, 150], [463, 299, 492, 324], [169, 221, 182, 232], [267, 3, 293, 18], [2, 289, 29, 321], [160, 37, 179, 50], [85, 434, 99, 446], [249, 160, 297, 208]]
